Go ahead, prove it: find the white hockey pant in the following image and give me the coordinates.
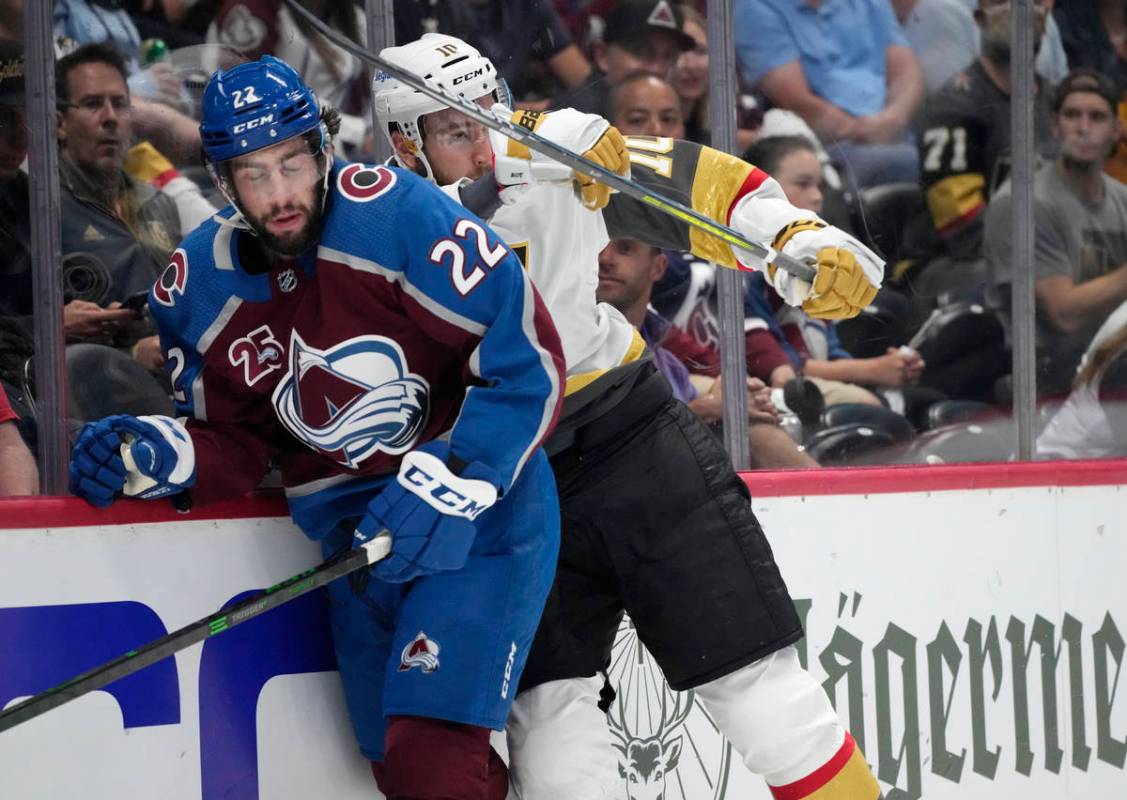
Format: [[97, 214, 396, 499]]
[[505, 645, 851, 800]]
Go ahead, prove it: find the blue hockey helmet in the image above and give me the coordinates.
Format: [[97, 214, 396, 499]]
[[200, 55, 323, 164]]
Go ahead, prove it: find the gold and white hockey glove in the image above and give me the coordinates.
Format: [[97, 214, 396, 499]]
[[770, 221, 881, 320], [574, 124, 629, 211], [490, 106, 630, 211], [728, 186, 883, 320]]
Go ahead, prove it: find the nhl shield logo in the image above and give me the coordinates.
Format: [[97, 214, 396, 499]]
[[271, 331, 430, 467], [277, 268, 297, 293], [399, 631, 440, 673]]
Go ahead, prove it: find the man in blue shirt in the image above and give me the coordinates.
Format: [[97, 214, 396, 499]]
[[735, 0, 925, 189]]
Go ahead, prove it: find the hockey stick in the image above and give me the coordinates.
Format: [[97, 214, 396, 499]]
[[0, 533, 391, 734], [281, 0, 817, 284]]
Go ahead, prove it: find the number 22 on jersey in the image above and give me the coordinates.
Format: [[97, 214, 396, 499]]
[[428, 218, 508, 296]]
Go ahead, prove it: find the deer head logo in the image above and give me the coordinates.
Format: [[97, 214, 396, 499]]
[[608, 687, 694, 800]]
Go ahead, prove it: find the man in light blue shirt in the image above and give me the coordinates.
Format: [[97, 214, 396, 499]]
[[735, 0, 925, 189]]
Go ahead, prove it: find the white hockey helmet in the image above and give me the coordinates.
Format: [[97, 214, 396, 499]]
[[373, 33, 502, 180]]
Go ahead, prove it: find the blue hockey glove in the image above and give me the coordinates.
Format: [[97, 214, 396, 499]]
[[69, 420, 130, 507], [69, 414, 196, 506], [355, 440, 501, 584]]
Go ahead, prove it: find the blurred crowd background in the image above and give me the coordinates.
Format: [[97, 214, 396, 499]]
[[3, 0, 1127, 496]]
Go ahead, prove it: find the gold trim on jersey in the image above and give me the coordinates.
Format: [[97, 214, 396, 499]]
[[769, 219, 826, 279], [505, 111, 548, 161], [509, 240, 530, 269], [926, 173, 985, 234], [564, 327, 647, 396], [688, 147, 754, 268]]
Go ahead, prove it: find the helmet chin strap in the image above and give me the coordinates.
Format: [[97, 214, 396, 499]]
[[391, 130, 436, 181]]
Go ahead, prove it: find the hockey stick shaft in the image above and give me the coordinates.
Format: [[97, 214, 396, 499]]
[[0, 533, 391, 734], [282, 0, 817, 284]]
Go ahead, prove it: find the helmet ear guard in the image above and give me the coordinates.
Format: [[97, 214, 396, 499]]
[[373, 33, 501, 181]]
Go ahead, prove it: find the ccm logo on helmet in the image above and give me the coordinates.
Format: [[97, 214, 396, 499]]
[[232, 113, 275, 134], [452, 68, 485, 85]]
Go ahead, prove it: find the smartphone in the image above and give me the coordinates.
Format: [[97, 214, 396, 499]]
[[120, 291, 149, 315]]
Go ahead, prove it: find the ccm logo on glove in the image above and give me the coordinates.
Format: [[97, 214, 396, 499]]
[[399, 449, 498, 520]]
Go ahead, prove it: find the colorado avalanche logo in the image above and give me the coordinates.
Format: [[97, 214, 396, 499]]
[[337, 164, 396, 203], [398, 631, 440, 673], [271, 331, 429, 468], [153, 249, 188, 307]]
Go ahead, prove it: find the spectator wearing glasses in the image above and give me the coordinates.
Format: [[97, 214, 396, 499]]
[[56, 42, 181, 372]]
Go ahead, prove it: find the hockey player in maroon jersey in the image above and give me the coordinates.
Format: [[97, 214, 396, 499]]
[[68, 55, 566, 799]]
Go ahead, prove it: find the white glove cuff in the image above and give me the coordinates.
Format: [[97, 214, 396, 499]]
[[137, 415, 196, 485], [398, 450, 498, 521]]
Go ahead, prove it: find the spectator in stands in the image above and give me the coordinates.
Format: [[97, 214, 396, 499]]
[[597, 236, 818, 468], [0, 38, 36, 428], [1053, 0, 1127, 183], [734, 0, 925, 190], [1037, 298, 1127, 459], [0, 383, 36, 495], [0, 39, 29, 324], [986, 69, 1127, 397], [393, 0, 591, 104], [899, 0, 1055, 294], [54, 0, 143, 71], [0, 0, 203, 166], [554, 0, 694, 117], [608, 71, 684, 138], [125, 0, 214, 48], [670, 3, 759, 149], [56, 42, 177, 371], [743, 135, 925, 405], [208, 0, 371, 154], [671, 3, 708, 142], [892, 0, 978, 94], [1053, 0, 1127, 95], [0, 39, 136, 355]]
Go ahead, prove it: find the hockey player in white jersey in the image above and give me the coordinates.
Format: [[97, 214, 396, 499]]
[[374, 34, 884, 800]]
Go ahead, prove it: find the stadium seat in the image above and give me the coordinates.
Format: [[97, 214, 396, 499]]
[[925, 399, 997, 429], [834, 286, 912, 359], [910, 299, 1008, 402], [804, 422, 898, 466], [820, 402, 916, 443], [850, 182, 925, 263], [899, 422, 1012, 464]]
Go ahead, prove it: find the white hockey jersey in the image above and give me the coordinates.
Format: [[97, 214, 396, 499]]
[[461, 112, 884, 404]]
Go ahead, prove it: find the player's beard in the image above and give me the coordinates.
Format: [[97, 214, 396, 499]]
[[246, 194, 324, 259]]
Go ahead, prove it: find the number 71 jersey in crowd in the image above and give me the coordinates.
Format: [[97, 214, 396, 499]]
[[148, 163, 564, 539]]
